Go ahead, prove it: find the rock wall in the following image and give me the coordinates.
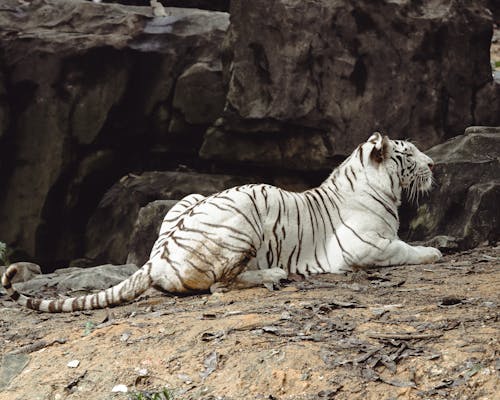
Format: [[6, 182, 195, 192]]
[[0, 0, 498, 269], [0, 0, 229, 267], [404, 126, 499, 250], [201, 0, 497, 167]]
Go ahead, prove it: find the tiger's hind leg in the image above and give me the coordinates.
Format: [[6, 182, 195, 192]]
[[210, 268, 287, 293]]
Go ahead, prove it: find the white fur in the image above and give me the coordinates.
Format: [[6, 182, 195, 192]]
[[147, 132, 442, 293]]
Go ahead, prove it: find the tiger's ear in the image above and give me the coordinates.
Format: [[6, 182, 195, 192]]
[[368, 132, 391, 164]]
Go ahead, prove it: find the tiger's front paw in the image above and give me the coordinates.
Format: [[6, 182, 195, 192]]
[[263, 268, 288, 283], [262, 268, 288, 291], [417, 246, 442, 263]]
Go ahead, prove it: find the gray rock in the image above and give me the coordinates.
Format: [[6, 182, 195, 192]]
[[0, 71, 7, 141], [85, 171, 256, 265], [68, 258, 96, 269], [0, 262, 42, 295], [458, 181, 499, 247], [53, 150, 118, 261], [0, 354, 30, 391], [464, 126, 500, 135], [14, 264, 139, 295], [0, 0, 229, 266], [141, 10, 228, 38], [201, 0, 497, 166], [70, 68, 129, 146], [200, 127, 336, 170], [126, 200, 178, 267], [90, 171, 312, 266], [406, 127, 500, 249], [0, 262, 41, 284], [426, 127, 499, 162], [473, 82, 500, 126], [173, 62, 225, 125]]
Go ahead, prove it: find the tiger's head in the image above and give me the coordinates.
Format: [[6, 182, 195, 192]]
[[367, 132, 435, 202]]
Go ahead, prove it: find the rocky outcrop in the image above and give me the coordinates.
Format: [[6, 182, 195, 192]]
[[406, 126, 499, 250], [0, 263, 41, 289], [200, 127, 336, 170], [10, 264, 139, 295], [0, 0, 229, 267], [201, 0, 498, 166], [84, 171, 259, 265], [474, 82, 500, 126], [0, 71, 7, 140], [173, 63, 225, 125], [126, 200, 178, 267], [87, 170, 312, 266]]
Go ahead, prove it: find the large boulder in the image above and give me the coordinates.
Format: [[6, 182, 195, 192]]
[[85, 171, 259, 265], [0, 71, 7, 140], [173, 62, 225, 125], [11, 264, 139, 296], [405, 126, 499, 249], [201, 0, 497, 167], [200, 126, 336, 170], [0, 263, 41, 294], [474, 81, 500, 126], [86, 170, 312, 266], [0, 0, 229, 267], [126, 200, 178, 267]]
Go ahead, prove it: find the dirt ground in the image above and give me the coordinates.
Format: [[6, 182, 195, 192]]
[[0, 245, 498, 400]]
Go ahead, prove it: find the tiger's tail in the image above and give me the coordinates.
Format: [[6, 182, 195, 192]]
[[1, 263, 153, 313]]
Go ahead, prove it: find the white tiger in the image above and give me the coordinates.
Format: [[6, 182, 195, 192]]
[[2, 132, 442, 312]]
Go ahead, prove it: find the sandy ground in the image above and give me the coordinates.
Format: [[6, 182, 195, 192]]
[[0, 245, 498, 400]]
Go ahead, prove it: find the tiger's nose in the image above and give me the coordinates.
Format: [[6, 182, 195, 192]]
[[428, 162, 434, 171]]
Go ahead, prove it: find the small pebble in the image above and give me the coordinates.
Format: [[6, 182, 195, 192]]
[[111, 384, 128, 393], [67, 360, 80, 368], [440, 297, 462, 306], [280, 311, 292, 320], [177, 373, 193, 384]]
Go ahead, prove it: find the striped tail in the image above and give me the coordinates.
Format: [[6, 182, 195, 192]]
[[1, 263, 153, 313]]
